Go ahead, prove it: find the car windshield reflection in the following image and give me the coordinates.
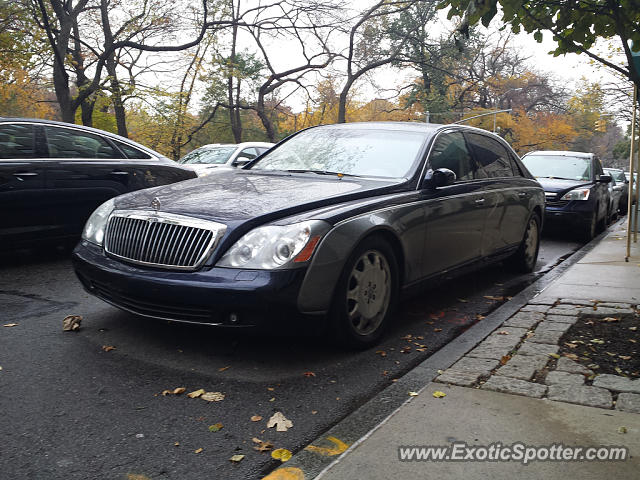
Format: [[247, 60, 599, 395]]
[[250, 128, 427, 178]]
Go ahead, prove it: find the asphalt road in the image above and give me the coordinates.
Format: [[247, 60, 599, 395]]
[[0, 233, 581, 480]]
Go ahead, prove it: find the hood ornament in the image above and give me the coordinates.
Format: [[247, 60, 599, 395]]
[[150, 197, 161, 211]]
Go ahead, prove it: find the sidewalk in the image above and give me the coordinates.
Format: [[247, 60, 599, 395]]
[[313, 222, 640, 479]]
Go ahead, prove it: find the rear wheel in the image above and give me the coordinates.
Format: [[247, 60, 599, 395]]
[[328, 236, 398, 349], [507, 212, 541, 273]]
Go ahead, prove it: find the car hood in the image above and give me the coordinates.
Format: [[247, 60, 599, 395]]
[[114, 169, 400, 227], [535, 177, 593, 195]]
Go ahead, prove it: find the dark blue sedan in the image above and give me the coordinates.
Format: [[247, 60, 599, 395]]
[[73, 123, 544, 348], [521, 151, 611, 241]]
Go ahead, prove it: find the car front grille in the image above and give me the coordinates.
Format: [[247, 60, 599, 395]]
[[104, 211, 226, 270]]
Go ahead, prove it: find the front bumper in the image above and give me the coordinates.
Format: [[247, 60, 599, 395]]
[[543, 200, 594, 229], [72, 241, 311, 327]]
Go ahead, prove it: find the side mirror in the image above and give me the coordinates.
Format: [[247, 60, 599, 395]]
[[233, 156, 252, 167], [423, 168, 456, 189], [598, 174, 612, 184]]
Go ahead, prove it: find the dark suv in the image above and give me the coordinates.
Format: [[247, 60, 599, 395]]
[[521, 151, 611, 241]]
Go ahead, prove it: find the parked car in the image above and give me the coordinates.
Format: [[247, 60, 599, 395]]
[[624, 171, 638, 206], [521, 151, 611, 241], [604, 167, 628, 215], [0, 118, 197, 250], [72, 122, 544, 348], [177, 142, 274, 176]]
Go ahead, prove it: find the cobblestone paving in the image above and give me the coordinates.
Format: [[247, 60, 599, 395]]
[[435, 298, 640, 412]]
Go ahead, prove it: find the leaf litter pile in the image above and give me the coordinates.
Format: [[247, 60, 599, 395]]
[[558, 313, 640, 377]]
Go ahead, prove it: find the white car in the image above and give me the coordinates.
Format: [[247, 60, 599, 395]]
[[178, 142, 274, 176]]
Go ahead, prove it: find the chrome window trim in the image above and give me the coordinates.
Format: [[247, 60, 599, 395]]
[[104, 210, 227, 271]]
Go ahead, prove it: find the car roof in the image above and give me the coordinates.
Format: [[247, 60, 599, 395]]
[[0, 117, 161, 156], [197, 142, 274, 148], [523, 150, 593, 158]]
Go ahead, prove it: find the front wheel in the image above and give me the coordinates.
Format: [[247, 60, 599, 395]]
[[507, 212, 541, 273], [328, 236, 398, 349]]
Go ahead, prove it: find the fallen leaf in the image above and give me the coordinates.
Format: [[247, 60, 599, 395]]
[[208, 423, 223, 432], [563, 353, 579, 360], [267, 387, 275, 391], [102, 345, 116, 352], [602, 317, 620, 322], [401, 334, 413, 340], [3, 323, 18, 327], [416, 348, 427, 352], [618, 426, 628, 434], [500, 355, 511, 365], [162, 387, 186, 396], [271, 448, 292, 462], [267, 412, 293, 432], [615, 367, 625, 375], [630, 327, 638, 331], [201, 391, 225, 402], [62, 315, 82, 331], [434, 328, 442, 332], [590, 339, 605, 345], [564, 342, 578, 349], [251, 415, 263, 422], [194, 448, 203, 454], [619, 355, 632, 360], [400, 346, 412, 353], [174, 442, 180, 447], [549, 353, 561, 359], [253, 437, 274, 452], [311, 410, 318, 415], [375, 350, 387, 357], [457, 298, 468, 303], [408, 391, 419, 397], [483, 295, 504, 301], [476, 314, 486, 320], [187, 389, 205, 398], [303, 371, 316, 377], [606, 352, 617, 357], [269, 397, 275, 402], [432, 391, 446, 398], [218, 366, 230, 372], [229, 454, 245, 463], [497, 331, 509, 335]]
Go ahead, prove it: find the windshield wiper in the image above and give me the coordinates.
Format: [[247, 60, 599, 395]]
[[284, 169, 358, 177]]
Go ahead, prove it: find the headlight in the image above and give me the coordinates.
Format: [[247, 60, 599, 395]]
[[216, 220, 329, 269], [560, 188, 591, 201], [82, 198, 115, 246]]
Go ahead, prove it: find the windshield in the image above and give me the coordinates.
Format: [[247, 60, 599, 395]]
[[521, 154, 591, 181], [249, 127, 427, 178], [178, 146, 236, 165], [605, 169, 626, 183]]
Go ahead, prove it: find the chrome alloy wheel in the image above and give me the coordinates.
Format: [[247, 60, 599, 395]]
[[346, 249, 391, 336], [523, 217, 539, 267]]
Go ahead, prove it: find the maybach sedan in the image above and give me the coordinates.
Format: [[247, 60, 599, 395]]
[[72, 122, 544, 348]]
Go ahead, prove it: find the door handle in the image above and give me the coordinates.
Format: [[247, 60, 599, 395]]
[[13, 172, 38, 176], [110, 170, 129, 175], [475, 198, 485, 205]]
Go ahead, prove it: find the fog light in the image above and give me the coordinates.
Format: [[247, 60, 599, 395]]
[[229, 313, 239, 323]]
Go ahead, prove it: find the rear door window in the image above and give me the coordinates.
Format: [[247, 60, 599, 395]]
[[465, 133, 515, 178], [427, 131, 476, 181], [0, 123, 35, 159], [44, 126, 120, 159]]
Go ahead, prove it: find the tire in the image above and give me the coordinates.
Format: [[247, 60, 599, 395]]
[[596, 205, 607, 233], [620, 196, 628, 215], [507, 212, 541, 273], [581, 211, 597, 242], [328, 236, 398, 349]]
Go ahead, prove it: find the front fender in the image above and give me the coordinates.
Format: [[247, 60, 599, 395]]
[[296, 204, 425, 314]]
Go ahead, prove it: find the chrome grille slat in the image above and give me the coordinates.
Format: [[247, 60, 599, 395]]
[[104, 211, 226, 271]]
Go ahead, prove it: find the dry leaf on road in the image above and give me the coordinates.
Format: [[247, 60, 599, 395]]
[[3, 323, 18, 327], [62, 315, 82, 331], [432, 391, 447, 398], [229, 454, 245, 463], [271, 448, 292, 462], [267, 412, 293, 432], [303, 371, 316, 377], [201, 391, 225, 402], [251, 415, 263, 422], [187, 389, 205, 398], [162, 387, 186, 396], [408, 391, 419, 397], [102, 345, 116, 352], [252, 437, 274, 452], [194, 448, 203, 454], [218, 366, 230, 372], [208, 423, 223, 432]]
